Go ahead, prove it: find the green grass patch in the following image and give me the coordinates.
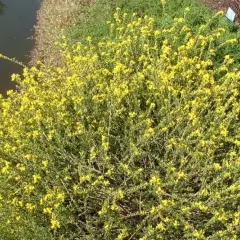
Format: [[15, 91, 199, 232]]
[[66, 0, 240, 63]]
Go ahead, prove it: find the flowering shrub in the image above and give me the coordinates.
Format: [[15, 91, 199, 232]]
[[0, 8, 240, 239]]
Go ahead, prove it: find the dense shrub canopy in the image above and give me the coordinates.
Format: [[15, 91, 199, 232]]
[[0, 8, 240, 239]]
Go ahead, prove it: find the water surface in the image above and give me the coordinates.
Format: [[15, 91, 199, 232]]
[[0, 0, 40, 94]]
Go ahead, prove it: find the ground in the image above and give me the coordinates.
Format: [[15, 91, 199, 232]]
[[203, 0, 240, 21]]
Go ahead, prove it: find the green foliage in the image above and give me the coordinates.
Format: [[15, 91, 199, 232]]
[[67, 0, 240, 62], [0, 8, 240, 239], [67, 0, 211, 42], [67, 0, 188, 42]]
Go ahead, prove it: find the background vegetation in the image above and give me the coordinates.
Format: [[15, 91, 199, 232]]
[[33, 0, 240, 65]]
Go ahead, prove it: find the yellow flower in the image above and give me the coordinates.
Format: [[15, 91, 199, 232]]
[[161, 0, 167, 5], [226, 38, 237, 44], [177, 172, 186, 180], [216, 10, 224, 16], [129, 112, 137, 118], [213, 163, 221, 170], [51, 217, 60, 230], [220, 124, 228, 137], [33, 174, 41, 184], [43, 207, 52, 215], [86, 36, 92, 42], [156, 222, 165, 231], [174, 17, 184, 23], [154, 30, 161, 37], [41, 160, 48, 169], [57, 192, 65, 202], [150, 175, 161, 185], [24, 184, 35, 193], [26, 203, 36, 211]]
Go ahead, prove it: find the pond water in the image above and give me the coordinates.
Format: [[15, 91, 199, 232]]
[[0, 0, 40, 95]]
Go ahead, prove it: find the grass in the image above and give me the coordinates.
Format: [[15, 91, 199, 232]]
[[66, 0, 214, 43], [33, 0, 240, 65], [66, 0, 233, 41], [65, 0, 240, 65]]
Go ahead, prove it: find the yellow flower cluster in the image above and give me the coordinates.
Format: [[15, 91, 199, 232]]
[[0, 9, 239, 239]]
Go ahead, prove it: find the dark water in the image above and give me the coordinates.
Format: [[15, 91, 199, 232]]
[[0, 0, 40, 94]]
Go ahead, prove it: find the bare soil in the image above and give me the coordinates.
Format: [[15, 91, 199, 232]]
[[202, 0, 240, 21]]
